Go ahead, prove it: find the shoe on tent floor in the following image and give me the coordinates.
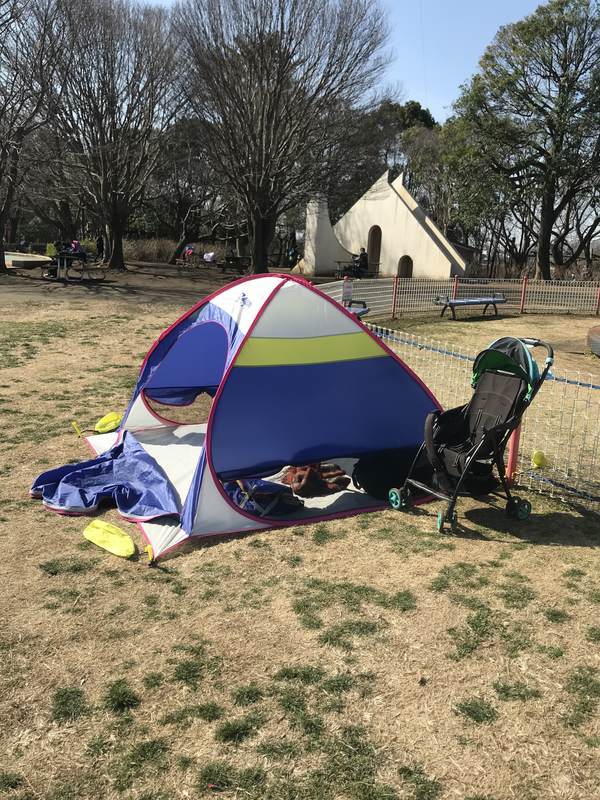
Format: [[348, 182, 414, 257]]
[[31, 274, 439, 560]]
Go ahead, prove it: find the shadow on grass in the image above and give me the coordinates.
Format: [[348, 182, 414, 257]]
[[463, 502, 600, 548]]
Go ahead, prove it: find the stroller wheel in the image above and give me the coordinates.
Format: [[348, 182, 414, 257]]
[[505, 497, 519, 517], [450, 511, 458, 533], [389, 488, 402, 510], [389, 486, 412, 511], [516, 499, 532, 520]]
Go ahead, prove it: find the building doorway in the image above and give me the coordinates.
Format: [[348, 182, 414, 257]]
[[398, 255, 413, 278], [367, 226, 382, 271]]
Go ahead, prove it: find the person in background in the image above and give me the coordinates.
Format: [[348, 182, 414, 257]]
[[352, 247, 368, 277], [71, 239, 87, 263], [95, 234, 104, 261]]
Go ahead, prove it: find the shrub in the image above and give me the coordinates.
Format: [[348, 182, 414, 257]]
[[123, 238, 176, 263]]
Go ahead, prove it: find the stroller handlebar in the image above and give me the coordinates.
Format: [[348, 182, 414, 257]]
[[520, 338, 554, 366]]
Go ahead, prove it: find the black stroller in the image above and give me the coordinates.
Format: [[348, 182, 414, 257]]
[[389, 337, 554, 532]]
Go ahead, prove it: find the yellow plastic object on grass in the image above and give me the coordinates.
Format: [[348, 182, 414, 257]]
[[83, 520, 136, 558], [95, 411, 123, 434], [531, 450, 548, 469]]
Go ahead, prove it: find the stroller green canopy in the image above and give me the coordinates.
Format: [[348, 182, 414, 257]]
[[472, 337, 543, 400]]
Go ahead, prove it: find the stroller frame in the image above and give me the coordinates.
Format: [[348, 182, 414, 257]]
[[389, 338, 554, 532]]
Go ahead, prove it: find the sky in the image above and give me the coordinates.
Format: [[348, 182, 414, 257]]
[[381, 0, 541, 122]]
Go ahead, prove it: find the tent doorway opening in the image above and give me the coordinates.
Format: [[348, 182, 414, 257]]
[[145, 393, 213, 425], [367, 225, 382, 271], [142, 321, 229, 424], [398, 255, 413, 278]]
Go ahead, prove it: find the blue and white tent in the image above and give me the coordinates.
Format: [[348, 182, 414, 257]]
[[32, 274, 439, 559]]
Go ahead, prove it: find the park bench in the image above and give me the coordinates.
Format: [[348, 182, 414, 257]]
[[65, 258, 107, 282], [334, 261, 380, 279], [343, 299, 370, 319], [45, 253, 106, 282], [218, 255, 250, 274], [434, 293, 506, 320]]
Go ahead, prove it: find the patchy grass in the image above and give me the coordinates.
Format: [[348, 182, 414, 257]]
[[3, 295, 600, 799], [312, 523, 344, 545], [563, 666, 600, 729], [232, 683, 264, 706], [319, 618, 380, 650], [142, 671, 165, 689], [0, 320, 71, 368], [291, 577, 416, 633], [429, 562, 489, 593], [398, 765, 443, 800], [543, 607, 571, 623], [51, 687, 88, 723], [160, 703, 224, 728], [274, 664, 325, 684], [197, 761, 266, 794], [113, 738, 169, 791], [104, 679, 141, 714], [0, 772, 24, 791], [214, 714, 264, 744], [585, 626, 600, 643], [454, 697, 499, 725], [39, 557, 96, 576], [256, 739, 300, 759], [493, 681, 542, 701], [496, 573, 537, 609], [447, 603, 497, 660]]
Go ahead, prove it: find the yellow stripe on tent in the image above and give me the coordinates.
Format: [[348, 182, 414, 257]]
[[236, 333, 386, 366]]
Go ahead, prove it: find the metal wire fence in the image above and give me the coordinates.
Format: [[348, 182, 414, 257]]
[[319, 277, 600, 317], [367, 324, 600, 513], [319, 278, 396, 316]]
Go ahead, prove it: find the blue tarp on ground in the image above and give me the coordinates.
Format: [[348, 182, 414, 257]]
[[31, 431, 180, 520]]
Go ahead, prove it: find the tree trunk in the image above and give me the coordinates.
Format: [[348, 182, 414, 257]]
[[0, 233, 7, 274], [58, 200, 78, 241], [108, 214, 126, 270], [535, 181, 555, 281], [249, 213, 275, 274], [169, 236, 187, 265], [104, 224, 113, 264], [5, 209, 20, 244]]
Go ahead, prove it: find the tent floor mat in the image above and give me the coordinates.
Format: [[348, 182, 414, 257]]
[[86, 425, 430, 556]]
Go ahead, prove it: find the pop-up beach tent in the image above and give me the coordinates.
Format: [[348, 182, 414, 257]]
[[32, 274, 439, 558]]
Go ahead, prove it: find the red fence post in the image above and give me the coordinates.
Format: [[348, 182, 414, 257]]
[[519, 276, 528, 314], [506, 425, 522, 484], [451, 275, 459, 300], [596, 287, 600, 316], [391, 276, 399, 319], [392, 275, 398, 319]]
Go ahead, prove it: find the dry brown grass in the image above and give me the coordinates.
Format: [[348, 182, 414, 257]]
[[378, 311, 600, 378], [1, 289, 600, 800]]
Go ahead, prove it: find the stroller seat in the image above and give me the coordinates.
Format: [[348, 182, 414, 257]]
[[429, 371, 527, 481], [390, 337, 554, 532]]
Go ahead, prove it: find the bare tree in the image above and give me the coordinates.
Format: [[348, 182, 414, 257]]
[[176, 0, 388, 273], [141, 119, 224, 264], [0, 0, 65, 271], [52, 0, 178, 269]]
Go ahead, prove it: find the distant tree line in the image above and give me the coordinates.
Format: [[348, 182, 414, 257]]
[[0, 0, 598, 278]]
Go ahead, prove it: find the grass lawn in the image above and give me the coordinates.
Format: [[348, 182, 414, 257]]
[[1, 274, 599, 800]]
